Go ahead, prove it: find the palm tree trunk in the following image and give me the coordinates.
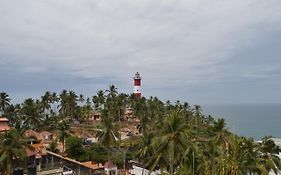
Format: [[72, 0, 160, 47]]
[[170, 157, 174, 175], [193, 151, 195, 175], [62, 139, 65, 153], [7, 162, 12, 175]]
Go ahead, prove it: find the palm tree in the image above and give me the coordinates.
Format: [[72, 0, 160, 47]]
[[41, 91, 51, 110], [104, 85, 120, 122], [136, 131, 154, 162], [211, 118, 230, 175], [92, 90, 105, 111], [51, 92, 59, 114], [136, 131, 154, 175], [115, 93, 128, 122], [96, 110, 120, 156], [0, 92, 11, 114], [198, 137, 220, 175], [151, 112, 187, 174], [239, 137, 260, 175], [3, 104, 16, 123], [49, 140, 59, 153], [132, 97, 149, 135], [81, 98, 93, 120], [57, 119, 71, 153], [21, 98, 43, 130], [59, 89, 68, 117], [78, 94, 85, 106], [106, 85, 118, 98], [0, 129, 29, 174], [257, 137, 281, 174], [59, 90, 78, 119]]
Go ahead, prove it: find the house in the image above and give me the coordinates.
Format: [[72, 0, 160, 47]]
[[82, 161, 101, 170], [25, 130, 44, 144], [92, 112, 101, 121], [128, 160, 161, 175], [104, 160, 118, 175], [124, 108, 133, 121], [0, 117, 10, 132], [40, 131, 53, 143], [13, 143, 46, 175], [84, 111, 102, 123]]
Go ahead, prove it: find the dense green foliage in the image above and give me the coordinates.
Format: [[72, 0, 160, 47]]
[[0, 88, 281, 175], [65, 136, 86, 161], [0, 129, 30, 174]]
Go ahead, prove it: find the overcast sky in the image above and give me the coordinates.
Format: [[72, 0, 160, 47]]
[[1, 0, 281, 104]]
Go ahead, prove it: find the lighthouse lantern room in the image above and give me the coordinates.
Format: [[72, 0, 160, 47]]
[[133, 72, 141, 98]]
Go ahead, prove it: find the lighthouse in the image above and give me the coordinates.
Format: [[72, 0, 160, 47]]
[[133, 72, 141, 98]]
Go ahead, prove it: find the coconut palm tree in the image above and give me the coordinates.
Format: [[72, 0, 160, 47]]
[[211, 118, 230, 175], [106, 85, 118, 99], [136, 131, 154, 175], [97, 109, 120, 156], [238, 137, 260, 175], [81, 98, 93, 120], [0, 92, 10, 114], [136, 131, 154, 162], [59, 90, 78, 119], [131, 97, 149, 135], [51, 92, 59, 114], [92, 90, 105, 111], [20, 98, 43, 130], [115, 93, 128, 122], [57, 119, 71, 153], [151, 112, 187, 174], [257, 137, 281, 174], [78, 94, 85, 106], [0, 129, 29, 174], [41, 91, 51, 111]]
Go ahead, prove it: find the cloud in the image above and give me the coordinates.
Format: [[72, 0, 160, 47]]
[[243, 66, 281, 80], [1, 0, 281, 103]]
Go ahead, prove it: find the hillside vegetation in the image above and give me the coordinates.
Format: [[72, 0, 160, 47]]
[[0, 86, 281, 175]]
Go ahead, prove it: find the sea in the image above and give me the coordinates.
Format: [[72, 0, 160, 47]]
[[202, 103, 281, 140]]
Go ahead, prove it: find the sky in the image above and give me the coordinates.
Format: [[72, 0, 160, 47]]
[[1, 0, 281, 105]]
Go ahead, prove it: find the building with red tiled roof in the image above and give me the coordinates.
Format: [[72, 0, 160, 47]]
[[104, 160, 118, 175], [25, 130, 44, 142], [0, 117, 10, 132], [82, 161, 101, 170], [40, 131, 53, 143], [26, 147, 36, 157]]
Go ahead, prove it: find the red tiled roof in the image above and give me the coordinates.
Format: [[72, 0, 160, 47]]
[[0, 125, 10, 132], [0, 118, 9, 122], [104, 160, 116, 169], [35, 150, 42, 159], [40, 131, 52, 136], [82, 161, 100, 170], [25, 130, 43, 141], [26, 148, 36, 157]]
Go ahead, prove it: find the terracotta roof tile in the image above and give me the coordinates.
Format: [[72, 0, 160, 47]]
[[0, 118, 9, 122], [25, 130, 44, 141], [40, 131, 52, 136], [104, 160, 116, 169], [0, 125, 10, 132], [82, 161, 100, 170], [26, 148, 36, 157]]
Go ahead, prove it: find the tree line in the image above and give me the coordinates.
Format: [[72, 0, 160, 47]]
[[0, 86, 281, 175]]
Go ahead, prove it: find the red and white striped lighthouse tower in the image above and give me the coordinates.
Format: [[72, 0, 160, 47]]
[[133, 72, 141, 98]]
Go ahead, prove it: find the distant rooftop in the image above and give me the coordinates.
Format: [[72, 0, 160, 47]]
[[0, 117, 9, 122], [0, 125, 10, 132], [104, 160, 116, 169]]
